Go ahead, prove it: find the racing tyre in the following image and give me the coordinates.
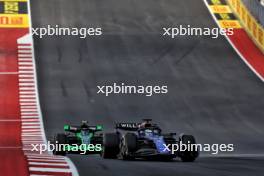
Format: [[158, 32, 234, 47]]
[[120, 133, 137, 160], [102, 133, 120, 159], [53, 133, 67, 156], [179, 135, 199, 162]]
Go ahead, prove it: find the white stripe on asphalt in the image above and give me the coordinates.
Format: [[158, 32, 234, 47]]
[[19, 63, 33, 66], [22, 129, 41, 132], [21, 119, 39, 122], [21, 107, 37, 109], [22, 132, 41, 135], [18, 45, 31, 49], [18, 54, 32, 57], [21, 111, 38, 113], [21, 113, 39, 116], [21, 119, 39, 121], [21, 106, 37, 108], [22, 139, 42, 141], [20, 96, 37, 99], [29, 162, 68, 166], [22, 141, 43, 144], [22, 141, 42, 144], [19, 82, 35, 84], [21, 132, 41, 139], [22, 126, 41, 129], [20, 102, 37, 105], [22, 148, 36, 151], [20, 91, 36, 93], [21, 116, 40, 119], [19, 79, 34, 81], [22, 134, 42, 136], [22, 136, 42, 138], [18, 50, 32, 54], [19, 88, 35, 91], [19, 75, 34, 78], [23, 142, 43, 144], [22, 137, 42, 140], [27, 158, 66, 163], [19, 71, 34, 74], [18, 59, 32, 62], [21, 112, 38, 114], [29, 167, 71, 173], [21, 117, 39, 119], [23, 132, 40, 135], [19, 67, 34, 70], [21, 109, 38, 112], [27, 156, 65, 160], [20, 100, 36, 102], [19, 83, 35, 86]]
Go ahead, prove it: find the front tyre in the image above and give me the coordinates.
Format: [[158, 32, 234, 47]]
[[179, 135, 199, 162], [120, 133, 137, 160], [101, 133, 120, 159], [53, 133, 67, 156]]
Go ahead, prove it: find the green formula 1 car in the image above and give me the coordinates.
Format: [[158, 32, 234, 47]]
[[53, 121, 103, 155]]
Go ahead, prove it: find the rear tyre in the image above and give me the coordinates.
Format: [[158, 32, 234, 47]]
[[179, 135, 198, 162], [53, 133, 67, 156], [101, 133, 120, 159], [120, 133, 137, 160]]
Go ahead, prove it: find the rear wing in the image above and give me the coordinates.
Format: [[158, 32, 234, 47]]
[[64, 125, 103, 132], [115, 123, 140, 131], [88, 125, 103, 131]]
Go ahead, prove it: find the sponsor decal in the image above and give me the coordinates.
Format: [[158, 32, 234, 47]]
[[0, 0, 27, 14], [0, 0, 28, 28], [206, 0, 227, 5], [218, 20, 241, 29], [0, 14, 28, 28], [207, 0, 241, 29], [117, 123, 139, 129], [227, 0, 264, 52], [209, 5, 231, 13]]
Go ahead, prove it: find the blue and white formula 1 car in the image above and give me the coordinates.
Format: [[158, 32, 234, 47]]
[[101, 119, 199, 161]]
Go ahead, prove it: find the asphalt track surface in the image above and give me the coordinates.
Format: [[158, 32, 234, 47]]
[[31, 0, 264, 175]]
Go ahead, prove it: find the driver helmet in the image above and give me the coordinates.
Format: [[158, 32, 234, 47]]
[[81, 120, 89, 129], [145, 129, 153, 136]]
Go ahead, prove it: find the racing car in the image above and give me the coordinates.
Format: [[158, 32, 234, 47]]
[[101, 119, 199, 161], [53, 121, 103, 155]]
